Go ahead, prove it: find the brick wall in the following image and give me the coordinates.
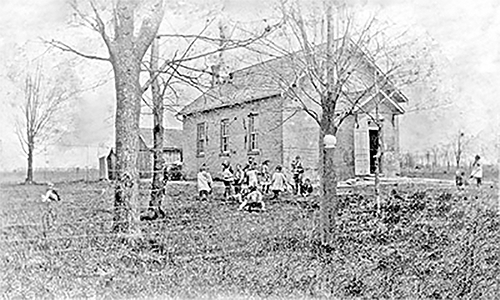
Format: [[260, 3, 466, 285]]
[[333, 115, 356, 180], [138, 138, 152, 178], [282, 109, 320, 182], [182, 96, 284, 179], [182, 96, 402, 181]]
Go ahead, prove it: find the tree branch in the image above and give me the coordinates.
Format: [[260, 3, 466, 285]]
[[89, 0, 114, 52], [45, 39, 110, 61], [134, 0, 165, 58]]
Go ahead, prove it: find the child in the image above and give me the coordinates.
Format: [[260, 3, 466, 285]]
[[270, 165, 288, 200], [233, 164, 244, 195], [41, 183, 61, 202], [197, 165, 213, 201], [246, 162, 259, 189], [300, 178, 314, 197], [259, 160, 271, 194], [470, 154, 483, 187], [229, 183, 249, 204], [238, 186, 265, 212], [291, 155, 304, 195], [455, 169, 465, 190], [221, 160, 234, 200]]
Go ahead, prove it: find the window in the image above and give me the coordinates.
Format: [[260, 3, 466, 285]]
[[220, 119, 229, 154], [248, 113, 258, 151], [196, 122, 206, 156]]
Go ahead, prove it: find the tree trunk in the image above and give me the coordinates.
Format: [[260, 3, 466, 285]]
[[319, 0, 339, 246], [149, 37, 166, 217], [321, 134, 337, 245], [112, 50, 142, 233], [26, 140, 34, 184]]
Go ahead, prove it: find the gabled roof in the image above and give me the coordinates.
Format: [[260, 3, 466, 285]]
[[179, 55, 301, 116], [139, 128, 183, 150], [351, 89, 406, 115], [179, 41, 408, 116]]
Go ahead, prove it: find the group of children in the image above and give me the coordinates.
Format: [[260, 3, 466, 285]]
[[197, 156, 314, 212]]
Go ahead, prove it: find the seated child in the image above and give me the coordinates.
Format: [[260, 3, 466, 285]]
[[238, 186, 265, 212], [300, 178, 313, 197], [455, 169, 465, 190], [41, 183, 61, 202]]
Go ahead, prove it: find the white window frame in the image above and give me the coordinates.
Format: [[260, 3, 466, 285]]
[[196, 122, 206, 156], [248, 113, 258, 152], [220, 118, 229, 154]]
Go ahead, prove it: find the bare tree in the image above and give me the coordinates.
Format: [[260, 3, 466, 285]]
[[13, 61, 76, 184], [52, 0, 281, 225], [251, 0, 433, 245], [50, 0, 165, 233], [141, 16, 282, 218]]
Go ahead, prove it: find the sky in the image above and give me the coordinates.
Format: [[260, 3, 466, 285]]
[[0, 0, 498, 171]]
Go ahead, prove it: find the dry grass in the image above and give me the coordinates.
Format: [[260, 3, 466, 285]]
[[0, 179, 498, 299]]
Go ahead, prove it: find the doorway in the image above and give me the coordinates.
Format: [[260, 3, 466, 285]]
[[369, 129, 380, 174]]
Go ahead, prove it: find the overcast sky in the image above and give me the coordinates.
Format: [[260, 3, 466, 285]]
[[0, 0, 498, 170]]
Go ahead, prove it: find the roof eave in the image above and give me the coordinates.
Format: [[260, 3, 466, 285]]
[[179, 92, 282, 117]]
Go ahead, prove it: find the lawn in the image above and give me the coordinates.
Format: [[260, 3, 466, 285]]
[[0, 179, 498, 299]]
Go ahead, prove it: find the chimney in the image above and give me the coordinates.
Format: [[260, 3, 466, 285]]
[[210, 12, 232, 86]]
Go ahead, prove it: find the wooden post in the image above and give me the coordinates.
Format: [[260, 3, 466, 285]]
[[374, 84, 381, 214]]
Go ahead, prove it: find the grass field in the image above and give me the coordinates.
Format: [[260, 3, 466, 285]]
[[0, 178, 498, 299]]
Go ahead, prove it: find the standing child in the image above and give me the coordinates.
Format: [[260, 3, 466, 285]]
[[291, 155, 305, 195], [246, 162, 259, 189], [259, 160, 271, 194], [470, 154, 483, 187], [221, 160, 234, 200], [233, 164, 244, 195], [197, 165, 213, 201], [270, 165, 288, 200]]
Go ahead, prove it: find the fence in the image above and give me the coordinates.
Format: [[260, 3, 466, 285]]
[[0, 168, 101, 184]]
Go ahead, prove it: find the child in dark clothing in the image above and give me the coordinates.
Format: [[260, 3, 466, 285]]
[[221, 160, 234, 200], [300, 178, 313, 197], [455, 169, 465, 190], [291, 155, 304, 195], [260, 160, 271, 194], [233, 164, 244, 195]]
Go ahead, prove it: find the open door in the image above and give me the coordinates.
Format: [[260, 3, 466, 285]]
[[369, 129, 380, 174]]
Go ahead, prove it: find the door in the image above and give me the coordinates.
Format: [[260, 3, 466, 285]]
[[369, 129, 380, 174]]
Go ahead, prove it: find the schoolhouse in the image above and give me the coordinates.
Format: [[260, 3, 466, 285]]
[[178, 44, 408, 181]]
